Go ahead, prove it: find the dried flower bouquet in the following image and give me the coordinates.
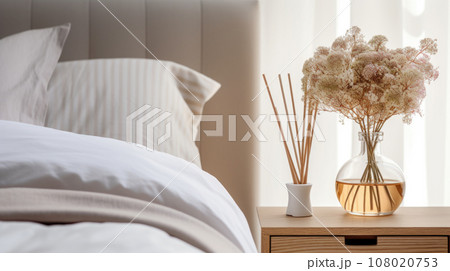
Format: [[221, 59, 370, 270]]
[[302, 26, 438, 212]]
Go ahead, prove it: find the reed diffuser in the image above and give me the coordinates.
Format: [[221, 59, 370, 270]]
[[263, 74, 319, 216]]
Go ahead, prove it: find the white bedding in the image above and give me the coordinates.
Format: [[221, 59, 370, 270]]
[[0, 222, 202, 253], [0, 120, 256, 252]]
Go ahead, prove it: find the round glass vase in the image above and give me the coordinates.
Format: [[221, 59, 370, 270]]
[[335, 132, 405, 216]]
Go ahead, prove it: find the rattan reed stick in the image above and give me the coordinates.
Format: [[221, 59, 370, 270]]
[[263, 74, 318, 185], [263, 75, 300, 184]]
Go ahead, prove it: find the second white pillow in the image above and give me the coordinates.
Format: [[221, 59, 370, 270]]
[[0, 24, 70, 125], [45, 58, 220, 167]]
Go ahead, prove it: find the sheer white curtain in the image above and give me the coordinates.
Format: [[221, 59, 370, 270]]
[[258, 0, 450, 207]]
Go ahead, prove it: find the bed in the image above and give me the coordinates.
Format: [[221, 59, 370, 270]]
[[0, 0, 260, 252]]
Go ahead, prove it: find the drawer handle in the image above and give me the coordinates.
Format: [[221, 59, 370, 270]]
[[345, 236, 377, 246]]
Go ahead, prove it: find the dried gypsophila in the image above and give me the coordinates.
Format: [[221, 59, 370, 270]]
[[302, 26, 439, 128]]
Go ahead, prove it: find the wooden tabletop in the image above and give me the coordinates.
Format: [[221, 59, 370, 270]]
[[257, 207, 450, 235]]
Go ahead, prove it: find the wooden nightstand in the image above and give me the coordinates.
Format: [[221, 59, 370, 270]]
[[257, 207, 450, 253]]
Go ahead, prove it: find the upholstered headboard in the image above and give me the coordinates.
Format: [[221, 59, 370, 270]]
[[0, 0, 260, 236]]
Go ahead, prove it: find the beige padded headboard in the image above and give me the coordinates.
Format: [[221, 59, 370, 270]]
[[0, 0, 260, 236]]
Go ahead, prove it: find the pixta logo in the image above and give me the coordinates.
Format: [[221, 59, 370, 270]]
[[126, 105, 172, 150], [193, 114, 325, 142]]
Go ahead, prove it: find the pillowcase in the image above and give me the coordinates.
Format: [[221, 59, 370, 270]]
[[45, 58, 220, 167], [0, 24, 70, 125]]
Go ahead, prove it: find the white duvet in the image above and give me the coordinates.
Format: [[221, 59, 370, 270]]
[[0, 120, 256, 252]]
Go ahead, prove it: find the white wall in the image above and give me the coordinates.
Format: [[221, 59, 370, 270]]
[[258, 0, 450, 208]]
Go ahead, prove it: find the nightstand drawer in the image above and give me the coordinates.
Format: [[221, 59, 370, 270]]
[[271, 236, 449, 253]]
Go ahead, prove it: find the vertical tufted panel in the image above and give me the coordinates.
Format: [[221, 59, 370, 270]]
[[145, 0, 202, 71], [32, 0, 90, 61], [0, 0, 32, 37], [89, 0, 146, 58], [201, 0, 260, 236]]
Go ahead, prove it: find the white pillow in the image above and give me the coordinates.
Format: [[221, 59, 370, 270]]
[[45, 59, 220, 166], [0, 24, 70, 125]]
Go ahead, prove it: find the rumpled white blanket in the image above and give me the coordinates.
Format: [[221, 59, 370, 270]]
[[0, 120, 256, 252]]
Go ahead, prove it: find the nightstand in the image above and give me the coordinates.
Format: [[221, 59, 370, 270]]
[[257, 207, 450, 253]]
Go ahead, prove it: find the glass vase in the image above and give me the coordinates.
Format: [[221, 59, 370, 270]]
[[335, 132, 405, 216]]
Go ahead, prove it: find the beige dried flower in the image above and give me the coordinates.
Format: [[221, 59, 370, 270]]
[[302, 26, 439, 131]]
